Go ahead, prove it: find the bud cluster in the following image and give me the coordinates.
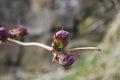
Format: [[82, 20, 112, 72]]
[[0, 24, 27, 43], [52, 29, 79, 67], [52, 29, 70, 50], [58, 52, 76, 67]]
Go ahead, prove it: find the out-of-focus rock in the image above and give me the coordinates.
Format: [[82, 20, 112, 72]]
[[27, 10, 56, 36], [0, 0, 30, 27], [26, 0, 56, 36], [101, 12, 120, 49], [0, 43, 20, 72], [0, 73, 16, 80], [54, 0, 80, 31], [76, 12, 120, 80]]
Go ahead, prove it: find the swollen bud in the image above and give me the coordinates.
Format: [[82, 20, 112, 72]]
[[58, 52, 76, 67], [0, 26, 8, 43], [52, 29, 70, 50], [8, 24, 28, 39]]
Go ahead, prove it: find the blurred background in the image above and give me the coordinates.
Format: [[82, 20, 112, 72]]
[[0, 0, 120, 80]]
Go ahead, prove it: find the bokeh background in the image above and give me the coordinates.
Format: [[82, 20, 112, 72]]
[[0, 0, 120, 80]]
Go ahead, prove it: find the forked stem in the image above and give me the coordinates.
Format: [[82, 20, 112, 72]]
[[7, 38, 101, 53], [7, 38, 53, 51], [65, 47, 101, 52]]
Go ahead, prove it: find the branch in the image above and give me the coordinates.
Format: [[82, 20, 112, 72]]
[[65, 47, 101, 52], [7, 38, 101, 53], [7, 38, 53, 51]]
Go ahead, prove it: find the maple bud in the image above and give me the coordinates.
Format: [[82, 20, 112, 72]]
[[0, 26, 8, 43], [8, 24, 28, 39], [58, 52, 77, 67], [52, 29, 70, 50]]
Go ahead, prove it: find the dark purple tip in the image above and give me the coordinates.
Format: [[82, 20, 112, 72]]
[[14, 24, 28, 36], [52, 29, 70, 49], [0, 26, 8, 42], [8, 24, 28, 39], [58, 52, 76, 67]]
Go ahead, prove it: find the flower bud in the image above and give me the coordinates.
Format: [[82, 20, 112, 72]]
[[8, 24, 28, 39], [58, 52, 76, 67], [52, 29, 70, 49], [0, 26, 8, 43]]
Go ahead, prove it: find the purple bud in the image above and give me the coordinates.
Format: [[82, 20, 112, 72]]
[[58, 52, 76, 67], [52, 29, 70, 49], [0, 26, 8, 43], [8, 24, 28, 39]]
